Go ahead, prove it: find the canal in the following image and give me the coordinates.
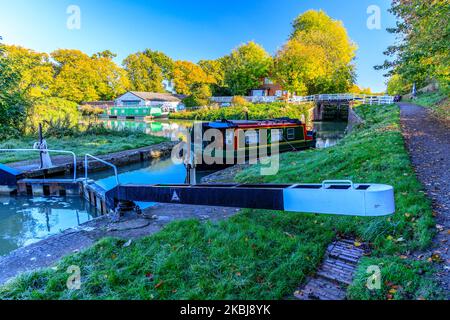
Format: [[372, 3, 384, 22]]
[[0, 119, 347, 256]]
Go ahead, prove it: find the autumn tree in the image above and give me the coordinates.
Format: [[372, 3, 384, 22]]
[[274, 10, 356, 95], [198, 59, 230, 95], [173, 60, 213, 95], [2, 45, 54, 101], [123, 52, 164, 93], [223, 42, 272, 96], [375, 0, 449, 93], [143, 49, 174, 80], [52, 49, 129, 103]]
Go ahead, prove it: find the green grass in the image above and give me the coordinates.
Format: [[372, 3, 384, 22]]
[[0, 131, 168, 164], [169, 102, 313, 121], [0, 104, 442, 300], [348, 257, 442, 300], [405, 91, 449, 121]]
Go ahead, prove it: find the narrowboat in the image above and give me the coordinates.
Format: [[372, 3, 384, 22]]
[[105, 106, 165, 120], [190, 118, 316, 171]]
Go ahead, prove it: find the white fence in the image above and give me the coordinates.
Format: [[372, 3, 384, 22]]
[[211, 94, 394, 106]]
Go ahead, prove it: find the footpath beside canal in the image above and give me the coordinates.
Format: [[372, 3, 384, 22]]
[[399, 102, 450, 295]]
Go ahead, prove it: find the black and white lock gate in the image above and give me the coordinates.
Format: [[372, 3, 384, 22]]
[[105, 180, 395, 217]]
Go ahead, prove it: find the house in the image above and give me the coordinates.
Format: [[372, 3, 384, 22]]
[[250, 78, 287, 97], [115, 91, 186, 112]]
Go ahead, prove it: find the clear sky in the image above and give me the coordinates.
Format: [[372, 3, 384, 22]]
[[0, 0, 396, 92]]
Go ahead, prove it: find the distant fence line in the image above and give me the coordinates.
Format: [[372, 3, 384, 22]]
[[210, 94, 395, 106]]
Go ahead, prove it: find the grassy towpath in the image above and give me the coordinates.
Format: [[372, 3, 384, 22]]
[[0, 131, 168, 165]]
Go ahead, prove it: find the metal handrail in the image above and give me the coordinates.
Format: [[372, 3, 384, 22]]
[[84, 154, 120, 186], [0, 148, 77, 181]]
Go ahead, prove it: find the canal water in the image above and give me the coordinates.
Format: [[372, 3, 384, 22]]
[[0, 119, 347, 256]]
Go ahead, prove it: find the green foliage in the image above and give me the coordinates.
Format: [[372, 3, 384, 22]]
[[51, 49, 130, 103], [169, 102, 312, 122], [27, 97, 80, 134], [182, 83, 212, 108], [123, 52, 164, 93], [231, 96, 250, 107], [223, 42, 272, 96], [0, 44, 29, 137], [142, 49, 174, 80], [173, 61, 213, 95], [377, 1, 450, 90], [274, 10, 356, 95], [348, 257, 443, 300], [79, 105, 105, 117], [198, 59, 230, 96], [386, 74, 411, 95], [2, 45, 54, 101]]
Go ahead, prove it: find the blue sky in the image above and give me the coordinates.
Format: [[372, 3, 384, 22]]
[[0, 0, 396, 92]]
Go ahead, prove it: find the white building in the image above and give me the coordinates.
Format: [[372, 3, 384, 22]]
[[115, 91, 186, 112]]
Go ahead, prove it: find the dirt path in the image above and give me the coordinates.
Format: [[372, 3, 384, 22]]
[[399, 102, 450, 296]]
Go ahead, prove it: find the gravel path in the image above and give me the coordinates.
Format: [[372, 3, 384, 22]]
[[399, 102, 450, 296]]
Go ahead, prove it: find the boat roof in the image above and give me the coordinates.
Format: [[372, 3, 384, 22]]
[[204, 118, 303, 129]]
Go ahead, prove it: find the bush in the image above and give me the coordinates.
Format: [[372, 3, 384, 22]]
[[27, 97, 80, 134], [231, 96, 249, 106], [170, 102, 313, 122]]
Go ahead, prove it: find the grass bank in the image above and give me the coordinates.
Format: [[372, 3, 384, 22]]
[[169, 102, 312, 121], [0, 130, 168, 164], [405, 91, 449, 122], [0, 104, 442, 300]]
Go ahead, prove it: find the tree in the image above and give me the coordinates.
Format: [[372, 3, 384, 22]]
[[198, 59, 230, 95], [123, 52, 164, 93], [376, 1, 449, 92], [223, 41, 272, 96], [0, 44, 28, 137], [274, 10, 356, 95], [173, 61, 212, 95], [52, 49, 129, 103], [386, 74, 411, 95], [27, 97, 80, 133], [143, 49, 174, 80], [92, 52, 130, 100], [2, 45, 54, 101], [183, 83, 212, 108], [273, 40, 328, 95]]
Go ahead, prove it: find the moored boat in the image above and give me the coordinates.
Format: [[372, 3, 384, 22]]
[[190, 118, 316, 171]]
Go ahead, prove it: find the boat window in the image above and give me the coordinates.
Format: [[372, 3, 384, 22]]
[[287, 128, 295, 140]]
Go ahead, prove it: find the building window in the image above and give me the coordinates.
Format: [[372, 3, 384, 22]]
[[122, 100, 140, 107], [287, 128, 295, 140]]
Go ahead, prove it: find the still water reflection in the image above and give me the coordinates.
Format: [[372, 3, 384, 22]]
[[0, 196, 97, 256]]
